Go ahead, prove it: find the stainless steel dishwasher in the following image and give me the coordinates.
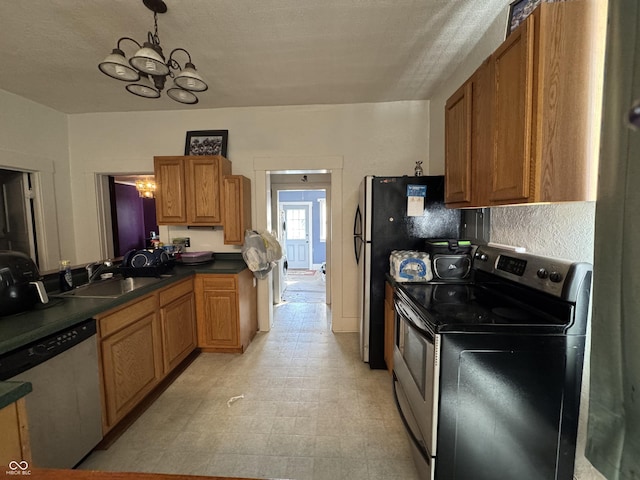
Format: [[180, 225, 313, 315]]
[[0, 319, 102, 468]]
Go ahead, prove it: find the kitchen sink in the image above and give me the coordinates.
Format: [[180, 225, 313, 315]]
[[52, 275, 167, 299]]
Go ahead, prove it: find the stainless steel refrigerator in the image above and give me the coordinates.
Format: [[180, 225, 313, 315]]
[[354, 175, 461, 369]]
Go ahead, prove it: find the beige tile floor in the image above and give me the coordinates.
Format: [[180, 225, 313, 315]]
[[79, 278, 419, 480]]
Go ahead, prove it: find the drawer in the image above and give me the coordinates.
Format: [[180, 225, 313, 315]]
[[98, 294, 158, 338], [159, 278, 193, 307], [199, 275, 237, 291]]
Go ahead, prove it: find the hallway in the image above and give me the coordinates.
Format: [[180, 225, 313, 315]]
[[282, 269, 326, 303], [79, 287, 418, 479]]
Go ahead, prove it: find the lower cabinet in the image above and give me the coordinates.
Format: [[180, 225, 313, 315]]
[[159, 278, 197, 374], [384, 282, 395, 374], [195, 270, 258, 353], [97, 294, 163, 432], [97, 278, 197, 433], [0, 398, 31, 466]]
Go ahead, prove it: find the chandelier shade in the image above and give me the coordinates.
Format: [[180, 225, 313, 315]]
[[98, 49, 141, 81], [126, 76, 161, 98], [130, 43, 170, 76], [167, 86, 198, 104], [98, 0, 208, 104], [174, 63, 208, 92]]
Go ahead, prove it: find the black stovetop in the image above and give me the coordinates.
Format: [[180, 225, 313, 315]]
[[395, 280, 578, 335]]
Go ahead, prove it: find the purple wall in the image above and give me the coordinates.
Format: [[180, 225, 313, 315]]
[[114, 184, 157, 256]]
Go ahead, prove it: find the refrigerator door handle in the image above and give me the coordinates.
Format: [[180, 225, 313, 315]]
[[354, 206, 363, 264]]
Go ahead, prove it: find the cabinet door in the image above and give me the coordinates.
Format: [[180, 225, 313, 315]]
[[187, 156, 230, 225], [100, 313, 162, 429], [154, 157, 187, 224], [160, 291, 196, 374], [0, 399, 30, 465], [196, 276, 239, 349], [223, 175, 252, 245], [490, 15, 536, 204], [445, 82, 472, 205]]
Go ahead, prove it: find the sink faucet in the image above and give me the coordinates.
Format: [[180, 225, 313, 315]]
[[86, 259, 113, 283]]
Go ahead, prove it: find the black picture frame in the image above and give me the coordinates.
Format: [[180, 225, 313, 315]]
[[506, 0, 541, 38], [184, 130, 228, 157]]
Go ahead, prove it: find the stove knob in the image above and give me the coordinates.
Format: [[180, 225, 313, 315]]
[[537, 268, 549, 279], [549, 272, 563, 283], [475, 253, 488, 261]]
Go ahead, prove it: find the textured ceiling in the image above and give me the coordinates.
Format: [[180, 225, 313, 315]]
[[0, 0, 510, 114]]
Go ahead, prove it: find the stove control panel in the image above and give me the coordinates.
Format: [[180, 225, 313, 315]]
[[473, 246, 592, 302]]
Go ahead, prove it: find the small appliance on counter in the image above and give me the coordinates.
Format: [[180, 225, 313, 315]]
[[120, 248, 175, 277], [0, 250, 49, 316], [424, 239, 473, 281]]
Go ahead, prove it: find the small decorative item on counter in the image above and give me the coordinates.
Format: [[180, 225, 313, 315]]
[[414, 161, 423, 176], [150, 231, 160, 249], [59, 260, 74, 291]]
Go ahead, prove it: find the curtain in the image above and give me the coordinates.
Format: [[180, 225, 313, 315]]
[[586, 1, 640, 479]]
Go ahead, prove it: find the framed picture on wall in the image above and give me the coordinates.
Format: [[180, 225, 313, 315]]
[[184, 130, 228, 157], [506, 0, 541, 38]]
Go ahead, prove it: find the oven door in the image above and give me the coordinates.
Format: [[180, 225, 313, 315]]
[[393, 295, 441, 461]]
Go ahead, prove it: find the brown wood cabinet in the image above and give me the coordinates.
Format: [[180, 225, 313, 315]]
[[384, 282, 395, 374], [158, 278, 197, 375], [445, 1, 602, 207], [0, 398, 31, 466], [154, 155, 231, 225], [97, 294, 163, 432], [223, 175, 252, 245], [445, 57, 492, 207], [195, 270, 258, 353], [97, 280, 199, 432]]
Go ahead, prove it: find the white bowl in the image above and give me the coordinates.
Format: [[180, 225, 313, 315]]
[[100, 272, 114, 280]]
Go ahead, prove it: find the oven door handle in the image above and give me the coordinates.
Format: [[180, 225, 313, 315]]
[[392, 372, 432, 464], [395, 300, 434, 341]]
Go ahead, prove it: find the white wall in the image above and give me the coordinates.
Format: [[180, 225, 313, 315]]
[[67, 101, 431, 332], [0, 90, 73, 271]]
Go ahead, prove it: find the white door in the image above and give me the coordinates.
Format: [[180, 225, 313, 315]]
[[284, 204, 311, 269]]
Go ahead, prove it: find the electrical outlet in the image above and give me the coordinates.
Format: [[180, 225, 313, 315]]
[[184, 237, 190, 247]]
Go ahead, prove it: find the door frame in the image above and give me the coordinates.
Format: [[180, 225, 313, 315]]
[[254, 156, 343, 333], [280, 200, 314, 270]]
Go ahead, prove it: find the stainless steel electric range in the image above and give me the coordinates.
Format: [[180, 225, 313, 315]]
[[392, 245, 592, 480]]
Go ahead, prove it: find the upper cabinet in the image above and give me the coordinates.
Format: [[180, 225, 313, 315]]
[[445, 1, 603, 207], [445, 57, 492, 207], [223, 175, 252, 246], [154, 155, 231, 226]]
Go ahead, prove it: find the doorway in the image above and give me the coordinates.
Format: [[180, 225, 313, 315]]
[[0, 169, 37, 261], [270, 173, 330, 308]]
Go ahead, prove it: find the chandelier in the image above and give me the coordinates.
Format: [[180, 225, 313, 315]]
[[98, 0, 208, 105], [135, 178, 157, 198]]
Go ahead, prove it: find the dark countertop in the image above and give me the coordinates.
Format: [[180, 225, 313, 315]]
[[0, 380, 32, 410], [0, 255, 247, 410]]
